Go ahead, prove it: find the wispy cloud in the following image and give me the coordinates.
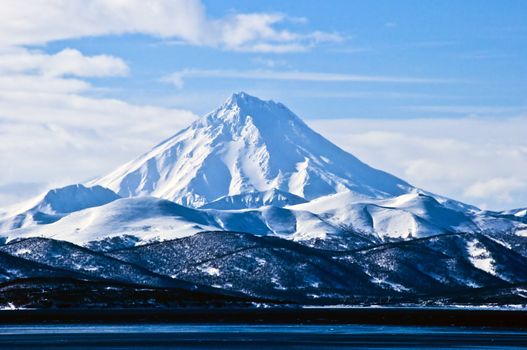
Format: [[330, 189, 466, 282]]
[[162, 69, 456, 88], [403, 105, 527, 116], [292, 91, 459, 100], [329, 47, 372, 54]]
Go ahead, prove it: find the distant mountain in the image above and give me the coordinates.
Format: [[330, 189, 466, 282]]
[[91, 92, 414, 208], [4, 197, 219, 246], [0, 184, 119, 231], [290, 191, 480, 239], [7, 192, 502, 249], [2, 195, 352, 247], [500, 208, 527, 223]]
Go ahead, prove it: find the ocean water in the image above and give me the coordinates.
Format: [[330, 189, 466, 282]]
[[0, 324, 525, 349]]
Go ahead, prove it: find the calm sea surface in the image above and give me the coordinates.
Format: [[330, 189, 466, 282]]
[[0, 324, 525, 349]]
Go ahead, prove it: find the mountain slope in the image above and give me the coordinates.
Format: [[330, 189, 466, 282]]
[[0, 238, 179, 288], [0, 238, 267, 308], [110, 231, 384, 302], [1, 195, 350, 247], [199, 189, 307, 210], [0, 184, 120, 231], [2, 186, 521, 250], [289, 191, 479, 239], [0, 233, 524, 307], [111, 231, 527, 302], [4, 197, 220, 246], [91, 92, 414, 208]]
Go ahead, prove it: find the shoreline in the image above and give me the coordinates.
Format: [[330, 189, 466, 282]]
[[0, 307, 525, 329]]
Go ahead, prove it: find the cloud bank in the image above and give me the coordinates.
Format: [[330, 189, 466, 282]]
[[309, 117, 527, 211], [0, 93, 196, 208]]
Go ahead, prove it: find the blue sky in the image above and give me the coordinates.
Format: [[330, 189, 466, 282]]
[[0, 0, 526, 210], [41, 0, 527, 118]]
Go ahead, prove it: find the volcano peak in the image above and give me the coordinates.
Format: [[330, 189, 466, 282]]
[[92, 93, 413, 208]]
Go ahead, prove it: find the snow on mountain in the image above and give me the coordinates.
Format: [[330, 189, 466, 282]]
[[5, 197, 219, 246], [501, 208, 527, 217], [287, 191, 479, 239], [3, 195, 345, 247], [4, 191, 510, 249], [210, 205, 342, 241], [199, 189, 307, 210], [91, 92, 414, 208], [499, 208, 527, 224], [0, 238, 180, 288], [111, 231, 527, 301], [0, 184, 120, 232]]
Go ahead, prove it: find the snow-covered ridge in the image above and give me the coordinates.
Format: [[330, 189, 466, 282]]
[[0, 184, 119, 231], [199, 189, 307, 210], [501, 208, 527, 220], [4, 190, 522, 248]]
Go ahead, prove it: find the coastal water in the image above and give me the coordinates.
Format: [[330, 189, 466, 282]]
[[0, 324, 525, 349]]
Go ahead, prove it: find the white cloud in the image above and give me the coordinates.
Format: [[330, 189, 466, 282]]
[[0, 0, 342, 53], [464, 178, 525, 204], [0, 48, 129, 77], [0, 74, 90, 94], [234, 43, 309, 53], [218, 13, 299, 49], [162, 68, 451, 88], [309, 117, 527, 210], [308, 31, 345, 43]]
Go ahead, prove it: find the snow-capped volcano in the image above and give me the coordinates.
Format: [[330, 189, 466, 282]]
[[92, 92, 414, 208], [4, 92, 523, 246]]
